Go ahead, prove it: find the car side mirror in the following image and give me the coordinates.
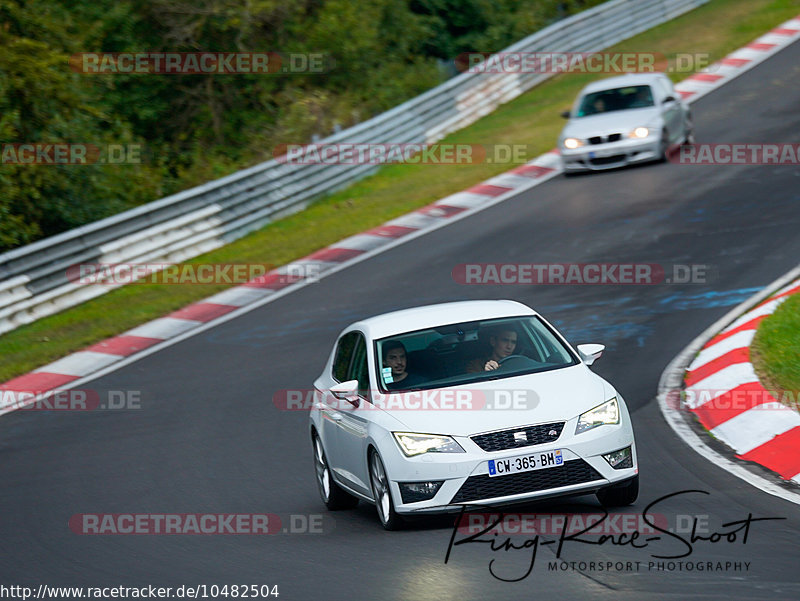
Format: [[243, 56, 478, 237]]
[[560, 109, 571, 119], [576, 344, 605, 366], [663, 95, 676, 104], [330, 380, 360, 407]]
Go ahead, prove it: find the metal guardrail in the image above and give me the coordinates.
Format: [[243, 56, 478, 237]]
[[0, 0, 708, 335]]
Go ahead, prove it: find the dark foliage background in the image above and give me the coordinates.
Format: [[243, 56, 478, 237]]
[[0, 0, 602, 251]]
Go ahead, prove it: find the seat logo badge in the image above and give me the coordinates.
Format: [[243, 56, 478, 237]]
[[514, 431, 527, 444]]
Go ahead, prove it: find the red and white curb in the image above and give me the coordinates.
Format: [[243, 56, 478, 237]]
[[684, 279, 800, 483], [2, 15, 800, 415], [673, 16, 800, 102], [659, 265, 800, 505]]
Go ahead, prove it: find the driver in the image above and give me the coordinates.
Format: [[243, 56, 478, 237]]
[[591, 96, 606, 114], [466, 328, 518, 372], [382, 340, 424, 390]]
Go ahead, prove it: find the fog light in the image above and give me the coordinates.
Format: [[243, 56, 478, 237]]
[[602, 446, 633, 469], [398, 481, 444, 503]]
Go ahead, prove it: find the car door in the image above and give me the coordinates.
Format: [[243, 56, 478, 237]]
[[655, 78, 682, 143], [319, 331, 359, 475], [330, 332, 373, 495]]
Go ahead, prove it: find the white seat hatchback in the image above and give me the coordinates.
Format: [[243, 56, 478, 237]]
[[309, 300, 638, 529]]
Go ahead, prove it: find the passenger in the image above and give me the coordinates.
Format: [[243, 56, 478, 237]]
[[382, 341, 424, 390], [466, 328, 518, 372]]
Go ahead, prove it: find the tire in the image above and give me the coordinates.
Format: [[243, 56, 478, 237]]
[[683, 116, 695, 145], [369, 450, 404, 530], [313, 434, 358, 510], [596, 475, 639, 507], [658, 130, 670, 162]]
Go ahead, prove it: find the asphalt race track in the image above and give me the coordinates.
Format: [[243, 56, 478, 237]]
[[2, 40, 799, 601]]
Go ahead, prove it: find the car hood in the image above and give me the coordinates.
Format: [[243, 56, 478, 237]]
[[384, 364, 612, 437], [561, 108, 662, 139]]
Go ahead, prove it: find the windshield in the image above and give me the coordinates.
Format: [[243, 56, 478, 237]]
[[374, 316, 579, 392], [575, 85, 654, 117]]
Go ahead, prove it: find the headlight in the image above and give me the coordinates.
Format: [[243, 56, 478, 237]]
[[393, 432, 465, 457], [563, 137, 583, 149], [628, 127, 649, 139], [575, 398, 620, 434]]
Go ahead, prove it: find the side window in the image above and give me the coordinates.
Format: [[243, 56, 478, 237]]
[[538, 334, 567, 363], [522, 324, 547, 362], [332, 332, 359, 382], [653, 80, 670, 103], [348, 334, 371, 400]]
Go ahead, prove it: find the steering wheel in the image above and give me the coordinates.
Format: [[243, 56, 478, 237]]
[[492, 354, 536, 371], [498, 354, 528, 364]]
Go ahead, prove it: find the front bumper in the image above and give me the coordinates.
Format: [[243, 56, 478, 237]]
[[560, 137, 660, 172], [384, 420, 637, 515]]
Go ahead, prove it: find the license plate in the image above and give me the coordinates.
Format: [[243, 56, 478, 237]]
[[487, 450, 563, 477]]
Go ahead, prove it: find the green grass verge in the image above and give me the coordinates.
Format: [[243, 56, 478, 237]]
[[2, 0, 799, 383], [751, 291, 800, 410]]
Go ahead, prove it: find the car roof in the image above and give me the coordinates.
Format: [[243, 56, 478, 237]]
[[580, 72, 666, 95], [348, 300, 537, 339]]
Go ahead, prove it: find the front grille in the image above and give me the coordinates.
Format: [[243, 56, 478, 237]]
[[588, 133, 622, 145], [589, 155, 625, 166], [471, 422, 564, 452], [451, 459, 602, 503]]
